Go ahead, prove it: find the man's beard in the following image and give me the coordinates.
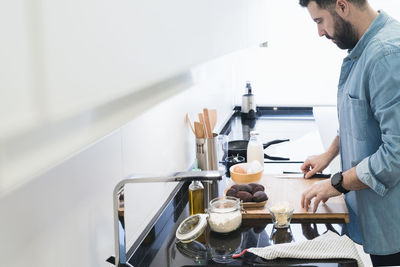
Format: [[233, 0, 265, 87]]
[[326, 13, 359, 50]]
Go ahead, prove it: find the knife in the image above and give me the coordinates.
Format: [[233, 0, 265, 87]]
[[276, 172, 331, 179]]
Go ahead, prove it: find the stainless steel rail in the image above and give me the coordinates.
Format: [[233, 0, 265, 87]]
[[112, 170, 222, 267]]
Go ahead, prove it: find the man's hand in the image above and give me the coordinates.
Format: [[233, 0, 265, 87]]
[[301, 153, 331, 179], [301, 179, 341, 212]]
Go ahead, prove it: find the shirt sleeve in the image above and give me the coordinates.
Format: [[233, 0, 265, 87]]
[[356, 157, 388, 196], [356, 52, 400, 196]]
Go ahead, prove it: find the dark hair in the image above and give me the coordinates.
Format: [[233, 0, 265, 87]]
[[299, 0, 367, 9]]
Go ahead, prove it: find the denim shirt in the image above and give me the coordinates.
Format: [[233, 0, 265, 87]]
[[337, 11, 400, 254]]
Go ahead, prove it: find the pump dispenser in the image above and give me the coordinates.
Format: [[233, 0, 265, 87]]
[[241, 81, 256, 119]]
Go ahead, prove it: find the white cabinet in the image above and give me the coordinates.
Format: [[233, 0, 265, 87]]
[[40, 0, 250, 121], [0, 0, 269, 190], [0, 0, 38, 139], [0, 0, 257, 141], [0, 0, 271, 141]]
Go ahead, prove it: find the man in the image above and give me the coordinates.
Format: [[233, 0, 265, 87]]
[[298, 0, 400, 266]]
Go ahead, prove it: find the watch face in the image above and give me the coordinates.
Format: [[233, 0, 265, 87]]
[[331, 172, 341, 186]]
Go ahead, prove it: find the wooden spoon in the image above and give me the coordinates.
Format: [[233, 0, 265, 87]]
[[186, 113, 195, 135]]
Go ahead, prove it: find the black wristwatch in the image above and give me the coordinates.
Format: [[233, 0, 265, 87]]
[[331, 172, 349, 194]]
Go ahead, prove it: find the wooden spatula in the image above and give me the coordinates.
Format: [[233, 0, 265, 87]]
[[203, 108, 213, 139], [209, 109, 217, 132], [198, 113, 208, 138], [194, 122, 204, 138]]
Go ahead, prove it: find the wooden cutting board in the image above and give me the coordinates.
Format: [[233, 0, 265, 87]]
[[233, 174, 349, 223]]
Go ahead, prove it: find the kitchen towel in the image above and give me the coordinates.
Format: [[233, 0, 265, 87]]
[[246, 231, 364, 267]]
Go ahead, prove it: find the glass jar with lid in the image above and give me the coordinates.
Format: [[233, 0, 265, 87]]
[[207, 196, 242, 233], [175, 196, 242, 244]]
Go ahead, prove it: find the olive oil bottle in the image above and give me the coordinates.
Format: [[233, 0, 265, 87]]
[[189, 180, 204, 215]]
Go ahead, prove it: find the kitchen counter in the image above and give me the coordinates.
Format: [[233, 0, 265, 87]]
[[108, 107, 356, 266]]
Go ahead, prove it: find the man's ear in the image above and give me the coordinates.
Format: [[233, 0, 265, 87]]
[[335, 0, 350, 18]]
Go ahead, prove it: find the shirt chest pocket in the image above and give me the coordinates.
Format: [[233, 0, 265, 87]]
[[340, 94, 369, 141]]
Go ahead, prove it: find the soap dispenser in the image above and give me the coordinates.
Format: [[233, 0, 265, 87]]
[[241, 81, 256, 119]]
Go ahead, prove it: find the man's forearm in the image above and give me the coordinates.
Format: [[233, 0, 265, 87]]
[[331, 136, 368, 191], [325, 135, 340, 162], [342, 166, 369, 191]]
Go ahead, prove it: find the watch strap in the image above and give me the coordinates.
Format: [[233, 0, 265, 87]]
[[331, 172, 349, 194]]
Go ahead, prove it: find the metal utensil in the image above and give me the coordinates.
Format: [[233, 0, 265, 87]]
[[276, 172, 331, 179]]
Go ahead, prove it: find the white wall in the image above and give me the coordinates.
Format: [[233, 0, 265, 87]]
[[236, 0, 400, 107], [0, 0, 251, 194], [235, 1, 346, 107]]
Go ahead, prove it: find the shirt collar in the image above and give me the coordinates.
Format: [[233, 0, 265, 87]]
[[347, 10, 390, 60]]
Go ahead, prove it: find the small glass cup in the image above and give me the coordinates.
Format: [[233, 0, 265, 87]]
[[270, 227, 294, 244], [268, 202, 294, 228], [208, 228, 242, 263]]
